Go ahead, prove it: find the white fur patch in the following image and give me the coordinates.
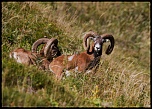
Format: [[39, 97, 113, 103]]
[[9, 52, 13, 58], [68, 55, 74, 61], [14, 53, 24, 63], [10, 52, 23, 63], [86, 70, 92, 74], [12, 52, 22, 64], [74, 66, 82, 73], [65, 70, 71, 77], [94, 43, 101, 51], [75, 66, 78, 71], [13, 52, 18, 60], [17, 57, 22, 63]]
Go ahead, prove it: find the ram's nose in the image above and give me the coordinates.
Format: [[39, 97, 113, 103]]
[[96, 47, 100, 51], [94, 43, 101, 51]]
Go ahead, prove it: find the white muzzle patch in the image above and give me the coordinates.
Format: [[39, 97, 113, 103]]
[[94, 43, 101, 51]]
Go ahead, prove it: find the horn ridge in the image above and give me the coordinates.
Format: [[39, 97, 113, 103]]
[[101, 34, 115, 55], [32, 38, 49, 53], [44, 38, 58, 59], [83, 31, 97, 52]]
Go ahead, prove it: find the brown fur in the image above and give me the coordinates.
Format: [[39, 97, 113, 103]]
[[10, 47, 50, 70], [49, 52, 95, 80]]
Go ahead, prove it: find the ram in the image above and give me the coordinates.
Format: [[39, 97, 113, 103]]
[[9, 37, 61, 70], [48, 31, 115, 80]]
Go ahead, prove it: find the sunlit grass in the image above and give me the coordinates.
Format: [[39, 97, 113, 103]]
[[2, 2, 150, 107]]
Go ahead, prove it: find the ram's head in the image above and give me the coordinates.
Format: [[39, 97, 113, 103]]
[[32, 37, 61, 61], [83, 31, 115, 57]]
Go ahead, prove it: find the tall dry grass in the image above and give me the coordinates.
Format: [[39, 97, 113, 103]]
[[2, 2, 150, 107]]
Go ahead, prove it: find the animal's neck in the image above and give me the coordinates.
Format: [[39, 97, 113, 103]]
[[83, 50, 102, 71], [93, 51, 102, 58], [85, 56, 101, 71]]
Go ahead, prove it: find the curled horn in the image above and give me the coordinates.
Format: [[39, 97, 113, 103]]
[[83, 31, 97, 54], [101, 34, 115, 55], [32, 38, 49, 53], [44, 38, 58, 60]]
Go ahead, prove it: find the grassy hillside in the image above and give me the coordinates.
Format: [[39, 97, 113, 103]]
[[2, 2, 150, 107]]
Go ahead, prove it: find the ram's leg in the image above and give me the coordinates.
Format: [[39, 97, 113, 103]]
[[49, 65, 64, 80], [77, 60, 87, 73]]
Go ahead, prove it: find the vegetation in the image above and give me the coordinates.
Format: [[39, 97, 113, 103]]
[[2, 2, 150, 107]]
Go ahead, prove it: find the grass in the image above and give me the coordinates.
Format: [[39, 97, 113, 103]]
[[2, 2, 150, 107]]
